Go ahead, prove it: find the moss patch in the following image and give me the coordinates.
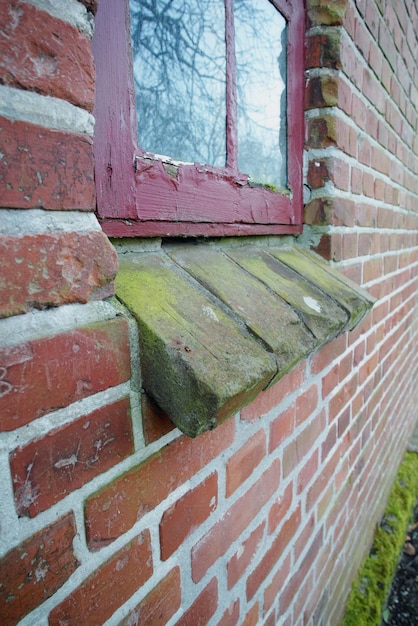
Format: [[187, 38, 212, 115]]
[[341, 451, 418, 626]]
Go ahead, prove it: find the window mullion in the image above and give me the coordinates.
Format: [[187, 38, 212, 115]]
[[225, 0, 238, 171]]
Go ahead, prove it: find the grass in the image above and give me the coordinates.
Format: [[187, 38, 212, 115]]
[[341, 451, 418, 626]]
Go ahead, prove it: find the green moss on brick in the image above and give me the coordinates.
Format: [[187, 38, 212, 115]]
[[307, 0, 348, 26], [341, 451, 418, 626]]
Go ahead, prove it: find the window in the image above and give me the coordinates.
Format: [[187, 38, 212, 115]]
[[93, 0, 305, 237]]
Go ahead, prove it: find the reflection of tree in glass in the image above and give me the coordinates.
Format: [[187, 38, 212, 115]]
[[130, 0, 287, 185], [130, 0, 226, 166], [235, 0, 287, 187]]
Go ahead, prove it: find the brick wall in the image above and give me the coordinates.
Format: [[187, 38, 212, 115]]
[[0, 1, 417, 625]]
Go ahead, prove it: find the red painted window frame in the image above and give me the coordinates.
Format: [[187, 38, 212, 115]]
[[93, 0, 305, 238]]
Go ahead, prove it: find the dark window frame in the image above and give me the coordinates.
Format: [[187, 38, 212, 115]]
[[93, 0, 305, 238]]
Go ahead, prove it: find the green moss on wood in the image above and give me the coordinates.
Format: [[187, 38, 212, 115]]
[[307, 0, 348, 26], [341, 451, 418, 626], [114, 245, 374, 438]]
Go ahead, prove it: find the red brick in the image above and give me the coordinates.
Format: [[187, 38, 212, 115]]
[[319, 469, 338, 522], [305, 33, 341, 69], [160, 473, 218, 560], [339, 352, 353, 382], [306, 116, 337, 149], [0, 513, 79, 624], [293, 572, 315, 622], [0, 2, 94, 110], [279, 528, 323, 615], [378, 119, 389, 148], [322, 363, 339, 399], [336, 118, 355, 158], [50, 531, 152, 625], [341, 262, 362, 284], [351, 94, 368, 129], [363, 68, 386, 114], [142, 393, 175, 443], [313, 233, 332, 260], [330, 233, 344, 262], [338, 406, 351, 437], [283, 410, 326, 477], [264, 610, 277, 626], [363, 256, 383, 283], [337, 76, 353, 115], [305, 75, 338, 109], [341, 40, 363, 89], [268, 482, 294, 533], [351, 166, 363, 194], [323, 156, 351, 190], [226, 430, 266, 497], [307, 158, 329, 189], [118, 567, 181, 626], [365, 1, 380, 38], [218, 600, 240, 626], [241, 602, 260, 626], [240, 364, 304, 421], [10, 397, 133, 517], [387, 127, 397, 159], [328, 375, 358, 422], [358, 137, 372, 166], [263, 554, 291, 615], [306, 447, 341, 511], [227, 522, 265, 590], [310, 334, 347, 374], [372, 146, 391, 176], [321, 424, 337, 463], [295, 384, 319, 426], [297, 450, 319, 494], [0, 318, 130, 431], [307, 0, 347, 26], [343, 2, 355, 36], [175, 577, 218, 626], [358, 232, 372, 256], [0, 117, 95, 211], [366, 109, 379, 145], [85, 418, 235, 550], [305, 197, 357, 228], [293, 514, 316, 563], [269, 405, 295, 453], [191, 459, 281, 583], [0, 231, 118, 318], [246, 505, 301, 600], [342, 232, 358, 259]]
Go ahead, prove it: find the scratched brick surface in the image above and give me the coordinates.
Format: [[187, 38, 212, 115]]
[[0, 117, 95, 211], [159, 472, 218, 561], [175, 577, 218, 626], [49, 532, 153, 625], [10, 397, 133, 517], [118, 567, 181, 626], [0, 318, 130, 431], [0, 2, 95, 110], [0, 231, 118, 319], [85, 419, 235, 551], [0, 513, 79, 624]]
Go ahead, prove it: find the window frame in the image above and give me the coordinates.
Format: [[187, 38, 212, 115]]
[[93, 0, 305, 238]]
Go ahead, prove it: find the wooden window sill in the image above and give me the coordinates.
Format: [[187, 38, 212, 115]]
[[115, 243, 375, 437]]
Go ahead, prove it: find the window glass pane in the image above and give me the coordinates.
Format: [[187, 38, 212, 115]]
[[235, 1, 287, 188], [130, 0, 226, 167]]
